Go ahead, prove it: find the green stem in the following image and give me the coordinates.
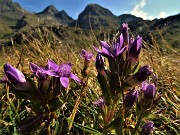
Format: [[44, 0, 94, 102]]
[[132, 111, 144, 135]]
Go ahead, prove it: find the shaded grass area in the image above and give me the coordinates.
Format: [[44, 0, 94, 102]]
[[0, 29, 180, 134]]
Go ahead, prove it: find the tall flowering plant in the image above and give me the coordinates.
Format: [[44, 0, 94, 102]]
[[92, 23, 161, 134]]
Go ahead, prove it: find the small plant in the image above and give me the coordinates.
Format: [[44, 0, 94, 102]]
[[0, 23, 162, 134]]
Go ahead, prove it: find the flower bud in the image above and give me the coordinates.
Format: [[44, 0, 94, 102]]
[[120, 23, 129, 46], [141, 82, 156, 108], [95, 54, 104, 72], [128, 36, 142, 65], [124, 90, 138, 112], [4, 63, 26, 84], [126, 66, 152, 87], [81, 49, 94, 61], [3, 64, 39, 101], [141, 121, 154, 135]]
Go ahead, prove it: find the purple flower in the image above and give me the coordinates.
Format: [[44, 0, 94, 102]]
[[47, 59, 82, 88], [127, 66, 153, 87], [3, 63, 35, 92], [80, 49, 94, 61], [128, 36, 142, 65], [141, 82, 156, 108], [124, 90, 138, 112], [4, 63, 26, 84], [92, 97, 105, 107], [141, 121, 154, 135], [93, 34, 126, 59], [30, 62, 49, 80], [134, 66, 152, 82], [95, 54, 104, 72], [120, 23, 129, 46]]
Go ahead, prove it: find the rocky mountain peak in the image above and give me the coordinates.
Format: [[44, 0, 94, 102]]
[[37, 4, 59, 16], [0, 0, 27, 12], [81, 4, 114, 17]]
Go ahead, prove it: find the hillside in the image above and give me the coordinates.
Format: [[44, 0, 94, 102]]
[[0, 0, 179, 48]]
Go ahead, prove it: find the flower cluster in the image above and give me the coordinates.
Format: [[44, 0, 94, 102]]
[[91, 23, 161, 134], [0, 59, 82, 133], [0, 23, 161, 134]]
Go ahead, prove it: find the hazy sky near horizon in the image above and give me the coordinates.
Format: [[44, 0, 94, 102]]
[[13, 0, 180, 20]]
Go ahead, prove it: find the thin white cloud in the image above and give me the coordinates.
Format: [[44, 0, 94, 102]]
[[130, 0, 155, 20], [158, 12, 168, 18]]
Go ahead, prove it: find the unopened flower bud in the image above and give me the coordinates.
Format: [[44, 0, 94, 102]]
[[141, 121, 154, 135], [120, 23, 129, 46], [4, 63, 26, 84], [127, 66, 152, 87], [141, 82, 156, 108], [95, 54, 104, 72], [124, 90, 138, 112], [128, 36, 142, 65]]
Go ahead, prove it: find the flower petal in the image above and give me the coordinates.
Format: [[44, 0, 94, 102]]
[[30, 62, 40, 75], [118, 34, 124, 48], [116, 46, 127, 57], [60, 77, 69, 88], [93, 46, 102, 54], [100, 41, 109, 48], [48, 59, 59, 71], [69, 73, 82, 83]]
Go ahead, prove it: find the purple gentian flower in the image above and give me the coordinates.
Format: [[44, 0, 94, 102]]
[[3, 63, 35, 92], [93, 34, 126, 59], [30, 62, 49, 80], [141, 121, 154, 135], [47, 59, 82, 88], [95, 54, 104, 72], [127, 66, 153, 87], [128, 36, 142, 65], [80, 49, 94, 61], [141, 82, 156, 108], [120, 23, 129, 46], [4, 63, 26, 84], [124, 90, 138, 112]]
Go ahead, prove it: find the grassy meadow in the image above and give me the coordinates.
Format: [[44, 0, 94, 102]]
[[0, 26, 180, 135]]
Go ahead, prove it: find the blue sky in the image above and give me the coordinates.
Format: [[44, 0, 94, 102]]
[[13, 0, 180, 20]]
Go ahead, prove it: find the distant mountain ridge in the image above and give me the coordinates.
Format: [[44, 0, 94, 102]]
[[0, 0, 179, 48]]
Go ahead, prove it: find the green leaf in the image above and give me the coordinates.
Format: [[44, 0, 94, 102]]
[[97, 72, 112, 105], [73, 122, 101, 134]]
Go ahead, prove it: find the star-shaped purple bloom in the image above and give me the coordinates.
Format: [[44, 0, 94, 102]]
[[80, 49, 94, 61], [47, 59, 82, 88], [93, 34, 127, 59]]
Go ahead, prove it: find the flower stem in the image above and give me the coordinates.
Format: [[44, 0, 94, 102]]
[[132, 111, 144, 135]]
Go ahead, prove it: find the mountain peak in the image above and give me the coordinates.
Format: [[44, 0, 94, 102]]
[[37, 4, 59, 15], [82, 4, 114, 16], [0, 0, 27, 12], [55, 10, 74, 25]]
